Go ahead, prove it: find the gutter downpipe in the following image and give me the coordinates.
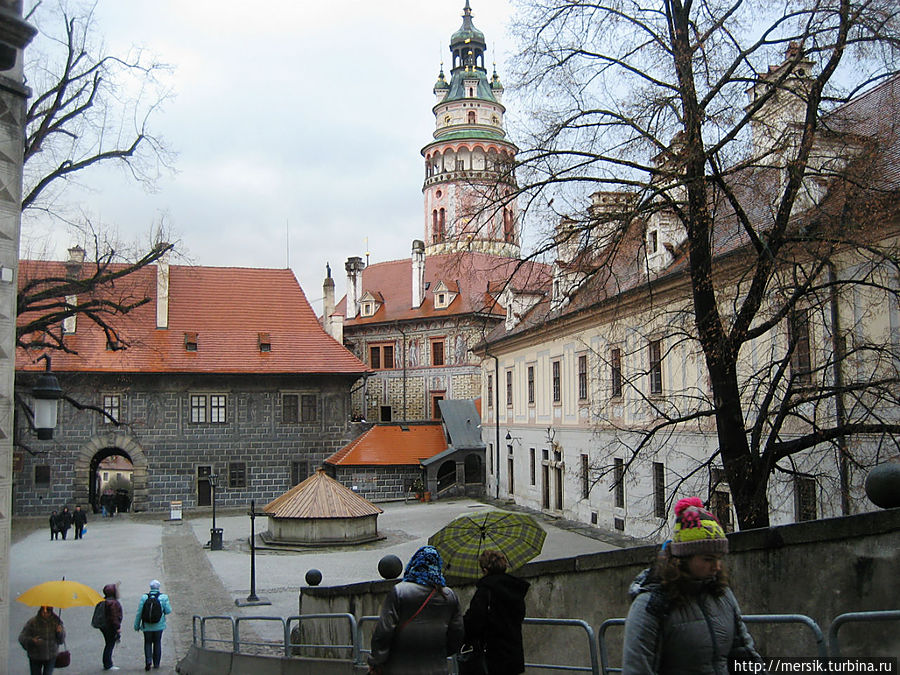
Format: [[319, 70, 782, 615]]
[[486, 348, 501, 499], [827, 263, 850, 515]]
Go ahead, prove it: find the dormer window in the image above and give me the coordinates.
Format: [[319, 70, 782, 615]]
[[359, 291, 383, 318], [258, 332, 271, 352], [184, 332, 198, 352], [432, 281, 457, 310], [362, 302, 375, 317]]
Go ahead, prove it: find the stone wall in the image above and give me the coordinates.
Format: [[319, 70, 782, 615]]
[[328, 465, 422, 501], [297, 508, 900, 668]]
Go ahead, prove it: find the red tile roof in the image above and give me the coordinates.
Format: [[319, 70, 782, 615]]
[[17, 262, 368, 375], [325, 423, 448, 466], [336, 252, 551, 325]]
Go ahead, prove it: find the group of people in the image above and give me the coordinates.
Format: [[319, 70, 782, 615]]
[[366, 496, 763, 675], [18, 579, 173, 673], [48, 506, 88, 541]]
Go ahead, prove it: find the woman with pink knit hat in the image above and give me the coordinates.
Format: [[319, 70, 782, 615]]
[[621, 497, 764, 674]]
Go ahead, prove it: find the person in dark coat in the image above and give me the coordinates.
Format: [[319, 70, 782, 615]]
[[72, 505, 87, 540], [622, 497, 763, 675], [48, 511, 59, 541], [99, 583, 123, 670], [463, 549, 530, 675], [18, 605, 65, 674], [368, 545, 464, 675], [57, 507, 72, 540]]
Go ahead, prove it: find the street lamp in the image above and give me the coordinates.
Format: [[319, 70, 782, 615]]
[[209, 473, 223, 551], [32, 355, 62, 440]]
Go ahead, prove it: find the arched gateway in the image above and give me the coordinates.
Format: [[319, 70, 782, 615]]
[[72, 432, 149, 513]]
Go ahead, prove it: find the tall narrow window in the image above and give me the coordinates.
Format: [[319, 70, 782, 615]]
[[578, 355, 588, 401], [210, 395, 227, 424], [795, 476, 817, 521], [468, 110, 476, 124], [102, 395, 121, 425], [614, 458, 625, 508], [581, 454, 590, 499], [228, 462, 247, 489], [190, 395, 207, 423], [370, 344, 395, 370], [506, 370, 513, 407], [487, 375, 493, 408], [789, 308, 812, 386], [611, 348, 623, 398], [432, 394, 444, 420], [649, 340, 663, 395], [301, 394, 316, 422], [431, 338, 445, 366], [552, 360, 561, 404], [530, 448, 536, 486], [504, 208, 514, 242], [290, 460, 308, 486], [282, 394, 299, 423], [507, 445, 514, 495], [527, 365, 535, 405], [653, 462, 666, 518]]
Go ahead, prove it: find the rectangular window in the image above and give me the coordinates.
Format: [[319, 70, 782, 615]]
[[210, 395, 227, 424], [380, 405, 392, 422], [102, 394, 120, 424], [184, 332, 198, 351], [432, 394, 444, 420], [530, 448, 536, 485], [506, 370, 513, 407], [507, 445, 514, 495], [552, 360, 561, 404], [527, 365, 535, 405], [649, 339, 663, 395], [291, 460, 308, 486], [282, 394, 299, 423], [653, 462, 666, 518], [431, 338, 445, 366], [190, 395, 207, 423], [611, 348, 623, 398], [581, 453, 590, 499], [789, 308, 812, 386], [228, 462, 247, 489], [35, 465, 50, 485], [578, 354, 588, 401], [370, 344, 395, 370], [614, 458, 625, 508], [487, 375, 493, 408], [795, 476, 817, 522], [301, 394, 317, 422]]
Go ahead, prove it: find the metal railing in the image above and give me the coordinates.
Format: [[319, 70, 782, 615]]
[[285, 613, 359, 661], [192, 615, 236, 651], [827, 610, 900, 657]]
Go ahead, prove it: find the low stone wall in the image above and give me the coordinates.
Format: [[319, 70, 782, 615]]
[[297, 508, 900, 669]]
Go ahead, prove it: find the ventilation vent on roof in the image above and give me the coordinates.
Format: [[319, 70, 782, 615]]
[[184, 332, 198, 352], [258, 332, 271, 352], [400, 425, 410, 431]]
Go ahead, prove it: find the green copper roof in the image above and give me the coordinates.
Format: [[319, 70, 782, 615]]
[[434, 68, 450, 90], [443, 67, 497, 103], [433, 129, 507, 142], [451, 1, 486, 47]]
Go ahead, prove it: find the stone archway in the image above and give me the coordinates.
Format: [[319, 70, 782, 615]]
[[72, 432, 149, 513]]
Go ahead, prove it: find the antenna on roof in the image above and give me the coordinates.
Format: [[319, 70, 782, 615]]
[[365, 237, 370, 266], [286, 219, 290, 269]]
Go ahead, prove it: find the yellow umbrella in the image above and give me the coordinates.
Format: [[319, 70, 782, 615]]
[[17, 580, 103, 609]]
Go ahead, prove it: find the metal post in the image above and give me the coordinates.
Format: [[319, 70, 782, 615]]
[[247, 500, 258, 602]]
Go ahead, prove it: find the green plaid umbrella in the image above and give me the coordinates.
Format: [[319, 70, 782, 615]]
[[428, 510, 546, 579]]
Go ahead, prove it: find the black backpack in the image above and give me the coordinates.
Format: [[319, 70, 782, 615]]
[[91, 601, 107, 629], [141, 591, 163, 623]]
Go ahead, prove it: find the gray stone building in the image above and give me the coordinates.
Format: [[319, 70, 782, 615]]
[[14, 255, 368, 514]]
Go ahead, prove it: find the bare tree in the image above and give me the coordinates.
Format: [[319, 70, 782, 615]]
[[500, 0, 900, 528]]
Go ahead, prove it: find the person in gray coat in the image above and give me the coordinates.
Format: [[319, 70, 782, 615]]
[[622, 497, 764, 675], [368, 545, 464, 675]]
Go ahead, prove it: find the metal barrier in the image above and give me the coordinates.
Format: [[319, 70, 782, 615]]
[[234, 615, 287, 654], [522, 617, 600, 674], [827, 610, 900, 657], [597, 613, 827, 675], [192, 615, 236, 651], [285, 613, 359, 661]]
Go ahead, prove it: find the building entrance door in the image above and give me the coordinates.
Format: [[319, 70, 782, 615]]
[[197, 465, 212, 507]]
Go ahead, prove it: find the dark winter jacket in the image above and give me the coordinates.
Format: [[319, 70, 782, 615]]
[[57, 509, 72, 531], [18, 610, 65, 662], [73, 507, 87, 529], [622, 568, 763, 675], [368, 580, 464, 675], [463, 572, 530, 675], [102, 584, 123, 634]]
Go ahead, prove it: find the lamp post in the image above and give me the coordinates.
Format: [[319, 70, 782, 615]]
[[235, 499, 270, 606], [32, 355, 62, 440], [209, 473, 223, 551]]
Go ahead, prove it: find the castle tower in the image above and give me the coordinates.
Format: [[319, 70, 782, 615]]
[[421, 1, 519, 258]]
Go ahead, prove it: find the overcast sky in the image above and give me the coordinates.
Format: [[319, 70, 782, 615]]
[[21, 0, 517, 308]]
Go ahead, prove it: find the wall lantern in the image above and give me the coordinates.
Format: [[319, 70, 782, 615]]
[[32, 355, 62, 440]]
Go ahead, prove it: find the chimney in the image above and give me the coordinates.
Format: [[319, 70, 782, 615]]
[[65, 245, 85, 280], [411, 240, 425, 308], [322, 263, 335, 335], [344, 256, 364, 318], [156, 250, 170, 329], [331, 314, 344, 344]]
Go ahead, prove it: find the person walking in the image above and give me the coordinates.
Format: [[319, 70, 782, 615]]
[[133, 579, 172, 670], [622, 496, 764, 675], [99, 583, 123, 671], [368, 545, 464, 675], [57, 507, 72, 540], [48, 511, 59, 541], [18, 605, 65, 675], [462, 549, 530, 675], [72, 505, 87, 540]]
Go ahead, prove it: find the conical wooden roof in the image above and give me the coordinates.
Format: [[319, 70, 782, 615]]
[[264, 469, 383, 519]]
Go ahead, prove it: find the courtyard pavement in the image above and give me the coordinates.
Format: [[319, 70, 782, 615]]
[[8, 497, 623, 674]]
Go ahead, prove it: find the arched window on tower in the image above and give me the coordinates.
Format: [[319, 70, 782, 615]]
[[432, 210, 438, 236], [468, 111, 476, 125], [504, 208, 515, 243], [436, 209, 446, 243]]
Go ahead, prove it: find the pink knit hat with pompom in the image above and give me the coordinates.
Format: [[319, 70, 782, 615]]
[[668, 496, 728, 557]]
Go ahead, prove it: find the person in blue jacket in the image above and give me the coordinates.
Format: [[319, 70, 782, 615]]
[[133, 579, 172, 671]]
